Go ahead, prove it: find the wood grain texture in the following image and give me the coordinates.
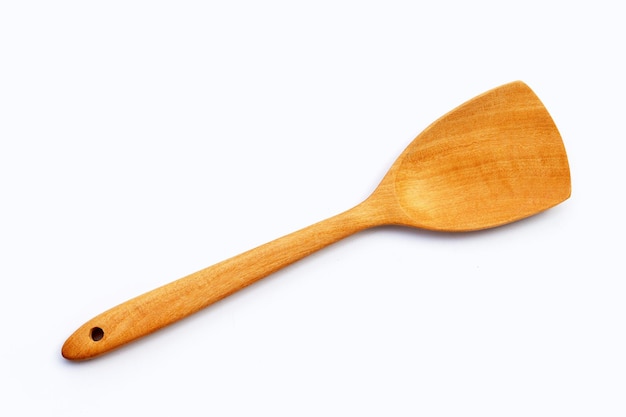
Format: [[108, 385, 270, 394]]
[[62, 81, 570, 360]]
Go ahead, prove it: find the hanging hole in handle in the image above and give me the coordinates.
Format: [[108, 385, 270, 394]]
[[90, 327, 104, 342]]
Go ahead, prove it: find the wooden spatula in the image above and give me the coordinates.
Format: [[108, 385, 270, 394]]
[[62, 81, 571, 360]]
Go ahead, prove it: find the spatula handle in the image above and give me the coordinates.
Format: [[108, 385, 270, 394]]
[[62, 203, 378, 360]]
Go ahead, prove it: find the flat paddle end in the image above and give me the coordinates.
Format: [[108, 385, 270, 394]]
[[389, 81, 571, 231]]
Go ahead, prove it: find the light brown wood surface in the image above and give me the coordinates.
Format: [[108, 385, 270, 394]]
[[62, 81, 571, 360]]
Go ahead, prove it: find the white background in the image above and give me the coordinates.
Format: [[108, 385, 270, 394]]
[[1, 1, 624, 416]]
